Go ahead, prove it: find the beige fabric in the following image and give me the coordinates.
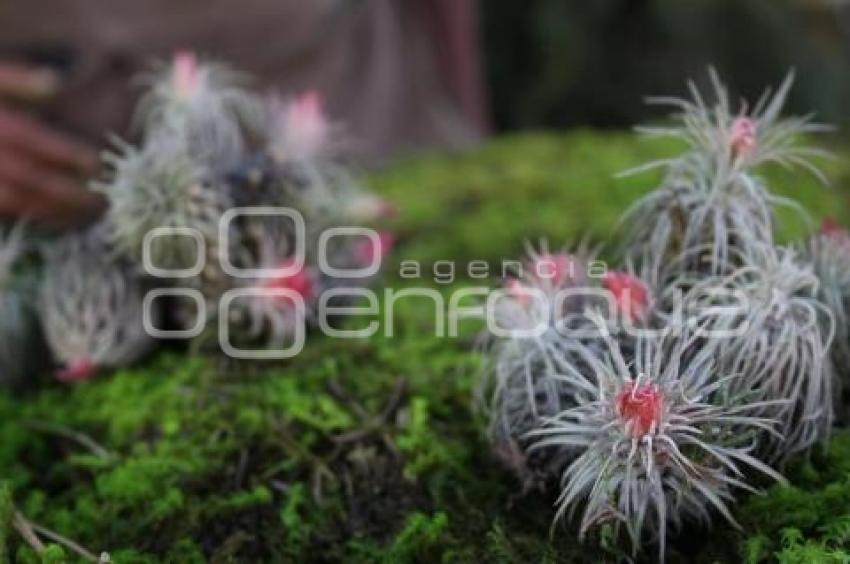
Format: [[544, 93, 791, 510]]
[[0, 0, 481, 165]]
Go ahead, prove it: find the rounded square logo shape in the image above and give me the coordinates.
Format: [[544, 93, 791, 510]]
[[219, 207, 305, 278], [143, 227, 206, 278], [218, 287, 306, 359], [318, 227, 382, 279], [143, 288, 207, 338]]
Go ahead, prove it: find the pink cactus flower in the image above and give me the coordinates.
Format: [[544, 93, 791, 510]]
[[730, 116, 757, 159], [263, 260, 315, 305], [602, 271, 650, 323], [172, 50, 199, 99], [355, 231, 395, 266], [56, 358, 97, 383], [532, 253, 577, 285], [820, 217, 850, 246], [504, 278, 533, 307], [616, 380, 663, 438], [283, 91, 329, 160]]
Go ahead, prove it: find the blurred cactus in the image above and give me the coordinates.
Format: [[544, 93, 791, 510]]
[[808, 218, 850, 376], [97, 53, 392, 348], [39, 225, 157, 382], [94, 136, 231, 271], [135, 51, 262, 171]]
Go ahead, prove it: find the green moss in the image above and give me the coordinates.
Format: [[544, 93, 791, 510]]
[[2, 132, 850, 562]]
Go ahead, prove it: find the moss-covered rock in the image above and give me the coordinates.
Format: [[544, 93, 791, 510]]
[[3, 132, 850, 562]]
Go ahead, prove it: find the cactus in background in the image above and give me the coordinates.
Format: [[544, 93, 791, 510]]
[[134, 51, 262, 172], [94, 136, 231, 271], [808, 218, 850, 379], [620, 70, 828, 284], [39, 225, 157, 382], [89, 53, 392, 351], [261, 91, 394, 226], [0, 223, 41, 387]]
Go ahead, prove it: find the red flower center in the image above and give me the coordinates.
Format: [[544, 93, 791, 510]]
[[615, 381, 663, 437], [56, 358, 97, 383], [262, 261, 314, 304]]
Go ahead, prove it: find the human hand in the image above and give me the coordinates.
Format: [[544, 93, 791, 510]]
[[0, 62, 104, 226]]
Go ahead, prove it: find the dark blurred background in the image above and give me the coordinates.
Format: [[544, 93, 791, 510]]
[[2, 0, 850, 225], [482, 0, 850, 131]]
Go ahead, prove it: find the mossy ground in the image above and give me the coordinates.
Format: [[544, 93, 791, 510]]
[[4, 131, 850, 563]]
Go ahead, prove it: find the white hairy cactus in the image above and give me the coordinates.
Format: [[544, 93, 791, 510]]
[[807, 218, 850, 376], [528, 317, 786, 561], [678, 244, 834, 461], [94, 136, 232, 276], [135, 51, 262, 171], [39, 225, 157, 382], [621, 70, 829, 282]]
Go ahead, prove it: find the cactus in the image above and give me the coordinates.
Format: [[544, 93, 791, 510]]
[[260, 92, 394, 226], [39, 225, 157, 382], [620, 70, 828, 283], [807, 219, 850, 377], [680, 245, 834, 461], [94, 136, 230, 270], [480, 246, 611, 483], [477, 72, 840, 561], [134, 51, 261, 171], [528, 316, 786, 561]]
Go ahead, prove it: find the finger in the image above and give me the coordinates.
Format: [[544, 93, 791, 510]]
[[0, 106, 97, 173], [0, 150, 105, 224], [0, 182, 23, 217], [36, 173, 105, 222], [0, 63, 60, 101], [0, 178, 104, 225]]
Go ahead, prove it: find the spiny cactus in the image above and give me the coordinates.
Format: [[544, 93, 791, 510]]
[[680, 244, 834, 461], [620, 70, 828, 282], [39, 225, 157, 382], [94, 136, 233, 282], [259, 92, 394, 226], [134, 51, 262, 171], [480, 246, 613, 483], [528, 317, 786, 561]]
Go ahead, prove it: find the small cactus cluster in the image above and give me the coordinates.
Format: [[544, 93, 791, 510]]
[[480, 71, 840, 560], [4, 51, 392, 383]]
